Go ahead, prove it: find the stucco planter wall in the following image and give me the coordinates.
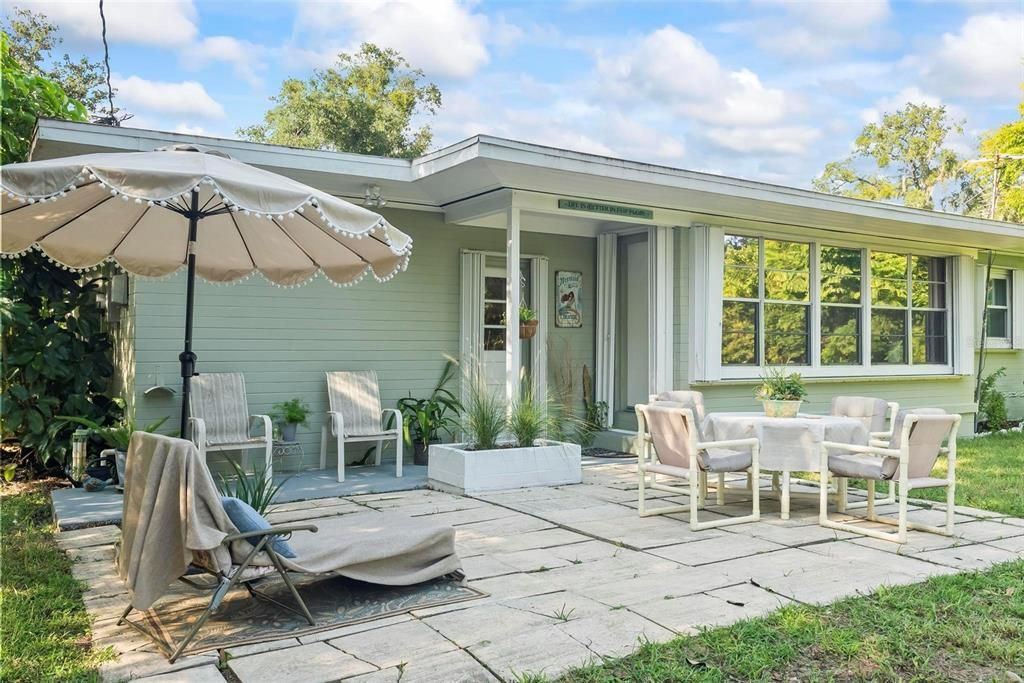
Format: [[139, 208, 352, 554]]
[[427, 440, 582, 495]]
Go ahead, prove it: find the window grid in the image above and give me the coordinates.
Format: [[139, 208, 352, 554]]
[[986, 273, 1010, 341], [721, 235, 950, 370]]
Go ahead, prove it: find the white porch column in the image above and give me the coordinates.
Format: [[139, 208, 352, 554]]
[[529, 256, 549, 402], [648, 226, 674, 395], [506, 208, 522, 404], [595, 233, 617, 425]]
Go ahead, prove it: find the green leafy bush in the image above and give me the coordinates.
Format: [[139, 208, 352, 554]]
[[754, 367, 808, 401], [58, 404, 169, 451], [272, 398, 310, 426], [978, 367, 1009, 431], [397, 360, 461, 448]]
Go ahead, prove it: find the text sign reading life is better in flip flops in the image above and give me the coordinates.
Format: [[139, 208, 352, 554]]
[[557, 199, 654, 220]]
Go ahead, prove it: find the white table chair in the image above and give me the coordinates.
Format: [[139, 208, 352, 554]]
[[820, 412, 960, 543], [831, 396, 899, 509], [188, 372, 273, 481], [635, 403, 760, 531], [320, 370, 402, 482]]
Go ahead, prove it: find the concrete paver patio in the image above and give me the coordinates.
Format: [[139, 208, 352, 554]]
[[59, 461, 1024, 682]]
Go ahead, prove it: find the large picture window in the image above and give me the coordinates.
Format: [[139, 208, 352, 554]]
[[721, 234, 950, 372]]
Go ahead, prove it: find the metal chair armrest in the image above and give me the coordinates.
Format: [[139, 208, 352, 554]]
[[250, 414, 273, 439], [326, 411, 344, 437], [381, 408, 402, 433], [188, 416, 207, 446], [224, 523, 319, 543]]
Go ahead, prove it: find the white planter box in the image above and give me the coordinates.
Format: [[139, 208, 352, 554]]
[[427, 440, 582, 495]]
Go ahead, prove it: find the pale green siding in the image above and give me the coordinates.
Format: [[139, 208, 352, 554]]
[[979, 254, 1024, 421], [126, 209, 595, 472]]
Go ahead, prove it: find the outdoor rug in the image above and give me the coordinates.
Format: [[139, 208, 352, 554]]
[[582, 447, 635, 459], [135, 573, 485, 656]]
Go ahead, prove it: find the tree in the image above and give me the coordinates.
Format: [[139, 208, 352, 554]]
[[2, 6, 119, 120], [951, 101, 1024, 222], [240, 43, 441, 159], [813, 103, 963, 210], [1, 32, 119, 471]]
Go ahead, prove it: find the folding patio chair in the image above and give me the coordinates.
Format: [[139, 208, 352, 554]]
[[189, 372, 273, 481], [635, 403, 760, 531], [118, 432, 460, 662], [819, 412, 960, 543], [831, 396, 899, 509], [320, 370, 403, 482]]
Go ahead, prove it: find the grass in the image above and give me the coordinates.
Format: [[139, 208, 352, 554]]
[[559, 562, 1024, 682], [0, 481, 113, 682], [911, 432, 1024, 517], [548, 433, 1024, 683]]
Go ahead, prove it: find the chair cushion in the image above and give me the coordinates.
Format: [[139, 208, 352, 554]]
[[698, 448, 752, 473], [828, 452, 898, 481], [221, 497, 297, 558]]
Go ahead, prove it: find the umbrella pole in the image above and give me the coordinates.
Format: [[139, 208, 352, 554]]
[[179, 193, 200, 437]]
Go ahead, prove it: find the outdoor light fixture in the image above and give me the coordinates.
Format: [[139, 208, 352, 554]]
[[363, 185, 387, 207]]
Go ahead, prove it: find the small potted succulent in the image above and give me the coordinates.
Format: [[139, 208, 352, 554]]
[[519, 303, 539, 339], [755, 368, 808, 418], [272, 398, 310, 442]]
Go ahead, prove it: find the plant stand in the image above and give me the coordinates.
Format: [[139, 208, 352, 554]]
[[273, 440, 305, 471]]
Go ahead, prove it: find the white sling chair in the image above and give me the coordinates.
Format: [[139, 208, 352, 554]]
[[635, 403, 760, 531], [189, 372, 273, 481], [320, 370, 402, 482], [830, 396, 899, 509], [820, 412, 960, 543]]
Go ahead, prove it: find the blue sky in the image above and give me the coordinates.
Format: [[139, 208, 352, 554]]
[[10, 0, 1023, 188]]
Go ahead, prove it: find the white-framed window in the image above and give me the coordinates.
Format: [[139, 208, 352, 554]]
[[718, 233, 952, 377], [985, 271, 1011, 345]]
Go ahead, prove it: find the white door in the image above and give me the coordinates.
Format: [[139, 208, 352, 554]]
[[482, 267, 508, 396]]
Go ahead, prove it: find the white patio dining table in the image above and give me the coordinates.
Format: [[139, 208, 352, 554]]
[[702, 412, 870, 519]]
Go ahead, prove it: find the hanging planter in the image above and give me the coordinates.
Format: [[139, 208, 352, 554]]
[[519, 303, 538, 339]]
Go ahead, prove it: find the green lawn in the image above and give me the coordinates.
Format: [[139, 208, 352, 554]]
[[0, 482, 113, 682], [552, 433, 1024, 683]]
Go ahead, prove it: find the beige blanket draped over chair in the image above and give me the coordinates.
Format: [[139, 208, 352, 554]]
[[117, 432, 460, 661]]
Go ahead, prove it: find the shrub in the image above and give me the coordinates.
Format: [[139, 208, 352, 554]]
[[509, 387, 546, 448], [978, 367, 1009, 431], [463, 381, 506, 451]]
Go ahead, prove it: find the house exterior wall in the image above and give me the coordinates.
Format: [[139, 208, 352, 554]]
[[124, 209, 596, 472], [978, 254, 1024, 421]]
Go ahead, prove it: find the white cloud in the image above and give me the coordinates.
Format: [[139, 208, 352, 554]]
[[705, 126, 823, 155], [111, 76, 225, 119], [735, 0, 892, 58], [294, 0, 492, 79], [596, 26, 792, 127], [182, 36, 264, 88], [919, 12, 1023, 99], [16, 0, 198, 48], [173, 123, 208, 135], [860, 87, 942, 124]]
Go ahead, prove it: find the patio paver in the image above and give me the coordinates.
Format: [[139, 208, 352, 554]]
[[60, 460, 1023, 682]]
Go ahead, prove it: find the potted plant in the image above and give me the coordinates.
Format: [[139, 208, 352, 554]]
[[397, 360, 462, 466], [755, 368, 808, 418], [272, 398, 310, 442], [519, 303, 539, 339], [428, 381, 582, 495]]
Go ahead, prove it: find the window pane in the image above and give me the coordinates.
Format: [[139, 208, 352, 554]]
[[821, 275, 861, 304], [821, 247, 862, 276], [871, 309, 907, 364], [483, 327, 505, 351], [912, 311, 947, 364], [484, 302, 504, 325], [764, 240, 809, 271], [723, 266, 759, 299], [722, 301, 758, 365], [989, 278, 1008, 307], [765, 270, 809, 301], [911, 255, 946, 283], [871, 252, 908, 306], [724, 235, 758, 268], [484, 276, 505, 300], [912, 281, 946, 309], [764, 303, 809, 365], [987, 309, 1009, 338], [821, 307, 861, 365]]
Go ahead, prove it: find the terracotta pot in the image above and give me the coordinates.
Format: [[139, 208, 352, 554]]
[[519, 319, 539, 339]]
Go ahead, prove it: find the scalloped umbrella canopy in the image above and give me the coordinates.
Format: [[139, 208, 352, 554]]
[[0, 144, 413, 434]]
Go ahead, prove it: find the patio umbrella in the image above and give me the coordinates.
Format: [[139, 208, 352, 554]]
[[0, 144, 412, 435]]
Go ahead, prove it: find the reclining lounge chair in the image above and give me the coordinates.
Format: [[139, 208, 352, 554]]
[[117, 432, 461, 662]]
